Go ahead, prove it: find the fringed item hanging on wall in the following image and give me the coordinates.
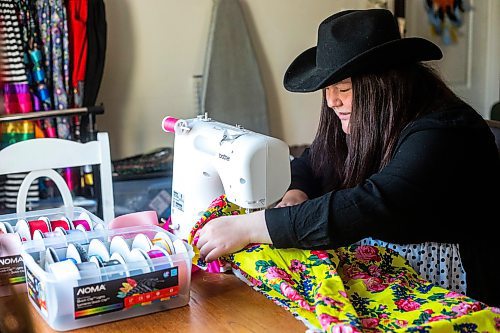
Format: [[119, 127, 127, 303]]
[[424, 0, 470, 45]]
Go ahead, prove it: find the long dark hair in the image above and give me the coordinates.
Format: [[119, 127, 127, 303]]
[[309, 63, 462, 191]]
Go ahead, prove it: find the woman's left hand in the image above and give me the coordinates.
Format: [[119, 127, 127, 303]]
[[195, 210, 270, 262]]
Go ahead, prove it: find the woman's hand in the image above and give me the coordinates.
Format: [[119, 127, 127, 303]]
[[195, 210, 271, 262], [274, 189, 309, 207]]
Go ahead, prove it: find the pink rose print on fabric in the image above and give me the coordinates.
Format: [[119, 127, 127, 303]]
[[311, 250, 330, 260], [343, 264, 371, 279], [290, 259, 306, 273], [280, 282, 302, 301], [368, 264, 382, 277], [445, 291, 464, 299], [361, 317, 379, 328], [322, 296, 345, 309], [318, 313, 340, 330], [451, 302, 482, 316], [355, 245, 381, 262], [266, 266, 293, 284], [429, 315, 451, 322], [331, 324, 361, 333], [363, 277, 388, 292], [298, 299, 315, 311], [395, 319, 408, 327], [280, 283, 315, 311], [395, 298, 421, 311]]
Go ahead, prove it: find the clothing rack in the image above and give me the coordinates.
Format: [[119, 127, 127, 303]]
[[0, 106, 104, 141]]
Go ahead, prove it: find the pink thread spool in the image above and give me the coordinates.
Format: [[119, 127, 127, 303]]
[[147, 249, 166, 259], [162, 116, 179, 133], [162, 116, 190, 134], [72, 219, 91, 231]]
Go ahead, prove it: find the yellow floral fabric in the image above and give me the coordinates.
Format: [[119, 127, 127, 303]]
[[189, 195, 500, 332]]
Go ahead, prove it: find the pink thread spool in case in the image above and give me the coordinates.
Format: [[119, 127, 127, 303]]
[[72, 220, 91, 231]]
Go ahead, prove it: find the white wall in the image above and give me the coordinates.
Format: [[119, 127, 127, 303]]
[[98, 0, 377, 159], [98, 0, 499, 159]]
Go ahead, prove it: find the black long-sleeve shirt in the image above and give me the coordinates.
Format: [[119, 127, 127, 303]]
[[265, 105, 500, 306]]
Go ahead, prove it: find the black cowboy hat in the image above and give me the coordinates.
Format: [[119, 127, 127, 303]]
[[284, 9, 443, 92]]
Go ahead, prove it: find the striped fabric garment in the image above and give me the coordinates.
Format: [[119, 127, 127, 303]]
[[0, 0, 39, 210], [0, 0, 28, 83]]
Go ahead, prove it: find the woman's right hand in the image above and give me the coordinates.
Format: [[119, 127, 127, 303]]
[[274, 189, 308, 207]]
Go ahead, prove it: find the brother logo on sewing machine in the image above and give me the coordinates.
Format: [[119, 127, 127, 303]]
[[218, 153, 230, 161]]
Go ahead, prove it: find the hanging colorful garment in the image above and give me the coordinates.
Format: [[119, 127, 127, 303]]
[[35, 0, 72, 138], [67, 0, 88, 109], [17, 0, 55, 138], [189, 195, 500, 332], [424, 0, 468, 45], [0, 0, 39, 210]]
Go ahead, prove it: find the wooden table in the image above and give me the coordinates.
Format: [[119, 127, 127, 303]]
[[17, 271, 306, 332]]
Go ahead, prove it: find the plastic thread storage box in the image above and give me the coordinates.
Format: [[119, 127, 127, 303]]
[[0, 206, 105, 297], [20, 224, 193, 331]]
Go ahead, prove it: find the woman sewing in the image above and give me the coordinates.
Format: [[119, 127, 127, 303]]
[[195, 9, 500, 306]]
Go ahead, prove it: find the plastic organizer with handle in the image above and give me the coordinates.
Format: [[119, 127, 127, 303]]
[[20, 225, 193, 331], [0, 169, 104, 296]]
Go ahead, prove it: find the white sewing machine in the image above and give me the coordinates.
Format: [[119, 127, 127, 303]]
[[162, 114, 291, 240]]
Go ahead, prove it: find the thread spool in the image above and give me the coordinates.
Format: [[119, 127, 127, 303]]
[[152, 232, 175, 255], [66, 243, 89, 263], [88, 239, 111, 262], [147, 248, 167, 259], [93, 223, 105, 230], [15, 219, 50, 241], [37, 217, 52, 230], [48, 260, 81, 281], [52, 227, 68, 237], [151, 237, 173, 255], [131, 233, 153, 251], [162, 116, 179, 133], [0, 222, 14, 233], [72, 212, 93, 231], [109, 252, 130, 278], [89, 255, 104, 268], [147, 246, 172, 271], [29, 219, 51, 238], [101, 259, 126, 281], [50, 217, 71, 231], [72, 219, 91, 232], [32, 229, 46, 240], [110, 235, 132, 260], [127, 248, 153, 274], [44, 247, 61, 271], [77, 262, 101, 285], [162, 116, 190, 134]]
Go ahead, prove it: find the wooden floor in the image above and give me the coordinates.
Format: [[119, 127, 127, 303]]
[[5, 270, 306, 333]]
